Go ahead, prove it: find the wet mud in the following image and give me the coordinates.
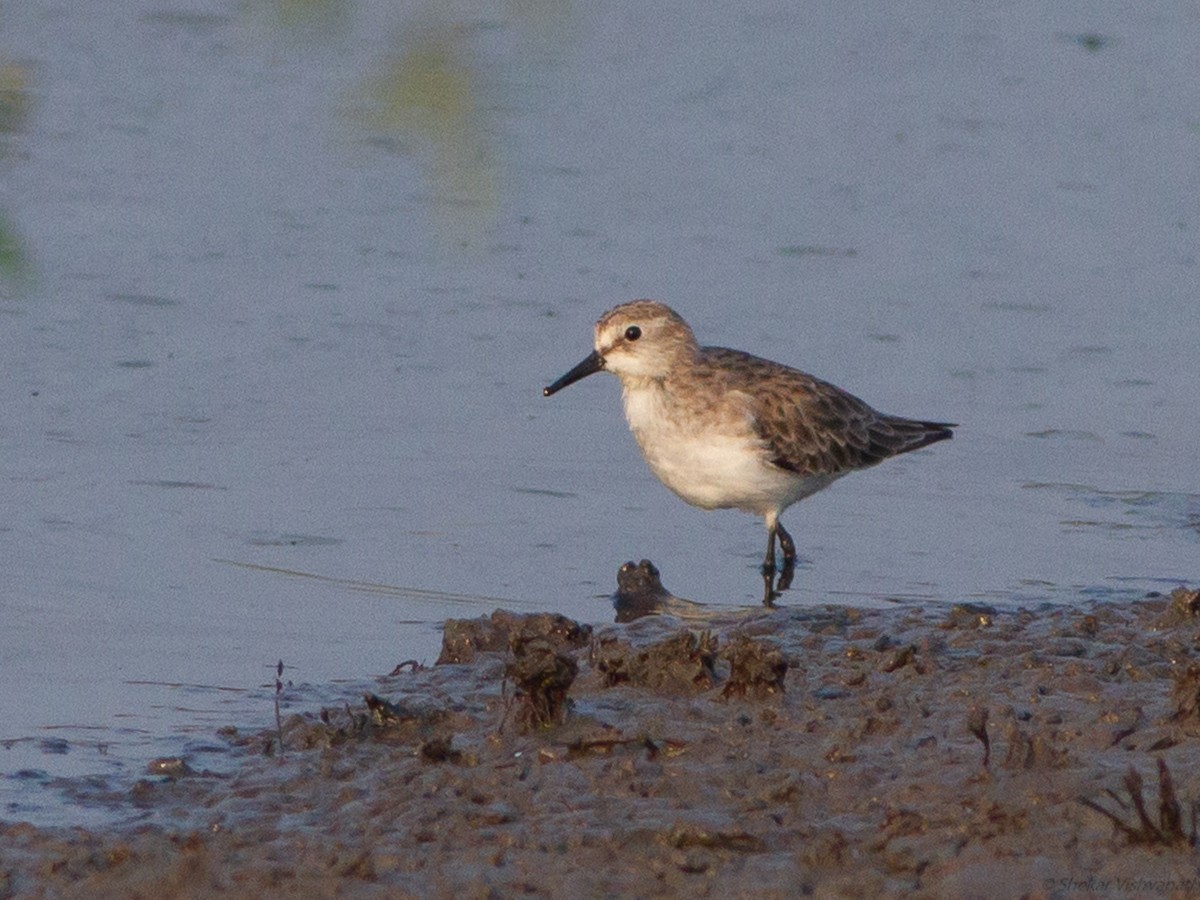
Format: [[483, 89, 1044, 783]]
[[4, 583, 1200, 898]]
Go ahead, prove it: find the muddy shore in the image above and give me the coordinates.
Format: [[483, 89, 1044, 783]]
[[4, 581, 1200, 899]]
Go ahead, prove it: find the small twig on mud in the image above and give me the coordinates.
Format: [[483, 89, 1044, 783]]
[[273, 659, 286, 762], [498, 669, 515, 734], [388, 659, 423, 676]]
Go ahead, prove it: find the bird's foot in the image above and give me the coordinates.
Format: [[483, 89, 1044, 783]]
[[761, 558, 795, 606], [776, 559, 795, 593], [761, 568, 777, 606]]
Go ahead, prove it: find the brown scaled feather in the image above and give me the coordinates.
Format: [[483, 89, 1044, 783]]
[[697, 347, 953, 478]]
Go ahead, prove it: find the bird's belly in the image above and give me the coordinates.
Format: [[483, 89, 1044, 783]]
[[634, 428, 827, 514], [622, 383, 838, 515]]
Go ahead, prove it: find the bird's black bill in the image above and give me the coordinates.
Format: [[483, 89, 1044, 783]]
[[543, 350, 605, 397]]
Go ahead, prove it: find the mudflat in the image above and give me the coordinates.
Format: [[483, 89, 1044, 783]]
[[4, 585, 1200, 898]]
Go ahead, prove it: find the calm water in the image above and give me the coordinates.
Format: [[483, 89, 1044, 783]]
[[1, 1, 1196, 824]]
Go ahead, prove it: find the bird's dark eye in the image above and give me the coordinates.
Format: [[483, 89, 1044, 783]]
[[625, 325, 642, 341]]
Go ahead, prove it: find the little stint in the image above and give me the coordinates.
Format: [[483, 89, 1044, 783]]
[[543, 300, 954, 603]]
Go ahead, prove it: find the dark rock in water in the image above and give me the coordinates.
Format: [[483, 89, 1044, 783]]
[[613, 559, 673, 622], [612, 559, 705, 622], [616, 559, 667, 598], [438, 609, 592, 664]]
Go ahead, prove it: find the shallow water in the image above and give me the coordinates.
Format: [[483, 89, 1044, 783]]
[[1, 1, 1196, 825]]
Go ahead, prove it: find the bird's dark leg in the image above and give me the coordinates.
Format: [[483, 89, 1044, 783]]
[[761, 520, 797, 605], [775, 521, 796, 593], [761, 526, 777, 577], [761, 525, 776, 605]]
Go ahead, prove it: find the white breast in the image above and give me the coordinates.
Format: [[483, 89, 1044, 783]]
[[620, 382, 821, 515]]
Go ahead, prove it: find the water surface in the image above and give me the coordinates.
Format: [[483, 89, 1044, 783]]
[[1, 1, 1196, 824]]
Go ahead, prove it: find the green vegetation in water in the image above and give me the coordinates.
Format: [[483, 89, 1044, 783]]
[[0, 61, 32, 133], [0, 209, 31, 285]]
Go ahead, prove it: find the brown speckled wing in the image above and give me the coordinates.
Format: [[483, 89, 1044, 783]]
[[702, 348, 954, 478]]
